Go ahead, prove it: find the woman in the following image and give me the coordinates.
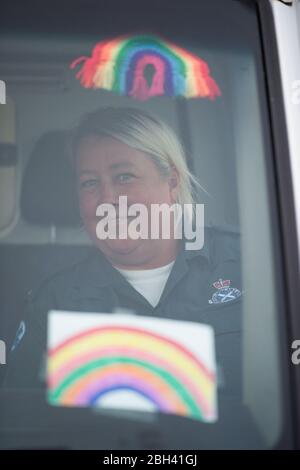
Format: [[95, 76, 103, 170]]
[[5, 107, 242, 398]]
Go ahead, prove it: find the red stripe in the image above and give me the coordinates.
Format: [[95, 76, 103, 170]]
[[49, 324, 215, 382]]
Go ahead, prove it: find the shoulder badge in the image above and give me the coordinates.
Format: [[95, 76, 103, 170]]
[[11, 320, 26, 352], [209, 279, 241, 304]]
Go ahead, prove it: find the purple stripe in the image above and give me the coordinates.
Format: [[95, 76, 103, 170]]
[[124, 49, 174, 96], [75, 374, 173, 411]]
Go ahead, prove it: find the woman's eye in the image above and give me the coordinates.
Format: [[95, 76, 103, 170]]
[[80, 179, 99, 189], [117, 173, 136, 183]]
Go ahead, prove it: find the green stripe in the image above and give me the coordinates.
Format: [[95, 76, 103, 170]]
[[49, 356, 203, 419], [112, 36, 187, 93]]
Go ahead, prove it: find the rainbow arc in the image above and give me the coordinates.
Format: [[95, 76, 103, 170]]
[[70, 35, 221, 101], [48, 325, 216, 421]]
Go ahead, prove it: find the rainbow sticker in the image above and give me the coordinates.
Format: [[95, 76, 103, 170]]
[[47, 311, 217, 422], [70, 34, 221, 101]]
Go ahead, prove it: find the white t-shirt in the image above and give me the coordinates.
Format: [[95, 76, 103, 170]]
[[115, 261, 175, 307]]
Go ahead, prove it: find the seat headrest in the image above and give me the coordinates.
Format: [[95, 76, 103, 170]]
[[21, 130, 80, 227]]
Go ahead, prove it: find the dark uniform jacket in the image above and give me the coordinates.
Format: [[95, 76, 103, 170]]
[[4, 226, 242, 398]]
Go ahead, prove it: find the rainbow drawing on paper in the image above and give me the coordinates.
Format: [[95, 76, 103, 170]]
[[47, 312, 217, 422], [70, 34, 221, 101]]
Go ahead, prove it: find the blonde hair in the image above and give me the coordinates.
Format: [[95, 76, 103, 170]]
[[72, 107, 200, 206]]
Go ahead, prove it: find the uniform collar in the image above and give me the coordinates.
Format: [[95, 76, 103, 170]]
[[78, 223, 216, 288], [81, 249, 125, 288], [183, 238, 210, 263], [72, 226, 238, 307]]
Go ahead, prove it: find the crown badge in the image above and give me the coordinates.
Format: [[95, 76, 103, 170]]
[[212, 279, 231, 290], [209, 278, 241, 305]]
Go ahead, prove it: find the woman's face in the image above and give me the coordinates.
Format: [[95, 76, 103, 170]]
[[76, 136, 179, 268]]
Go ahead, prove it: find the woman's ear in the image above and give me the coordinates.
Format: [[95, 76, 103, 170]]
[[168, 166, 180, 203]]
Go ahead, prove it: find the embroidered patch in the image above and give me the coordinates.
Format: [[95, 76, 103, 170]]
[[11, 320, 26, 352], [208, 279, 241, 304]]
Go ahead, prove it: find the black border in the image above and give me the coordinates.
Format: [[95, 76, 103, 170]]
[[0, 0, 299, 451]]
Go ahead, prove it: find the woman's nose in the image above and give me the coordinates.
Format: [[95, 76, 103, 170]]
[[98, 182, 119, 205]]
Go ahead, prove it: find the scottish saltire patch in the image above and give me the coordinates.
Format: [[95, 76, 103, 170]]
[[208, 279, 241, 305], [11, 320, 26, 352]]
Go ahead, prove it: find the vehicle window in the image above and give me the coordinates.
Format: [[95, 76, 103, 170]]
[[0, 0, 292, 449]]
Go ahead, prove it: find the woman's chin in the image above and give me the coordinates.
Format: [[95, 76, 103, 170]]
[[98, 238, 142, 256]]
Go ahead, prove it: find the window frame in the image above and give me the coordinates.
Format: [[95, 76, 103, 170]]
[[256, 0, 300, 449]]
